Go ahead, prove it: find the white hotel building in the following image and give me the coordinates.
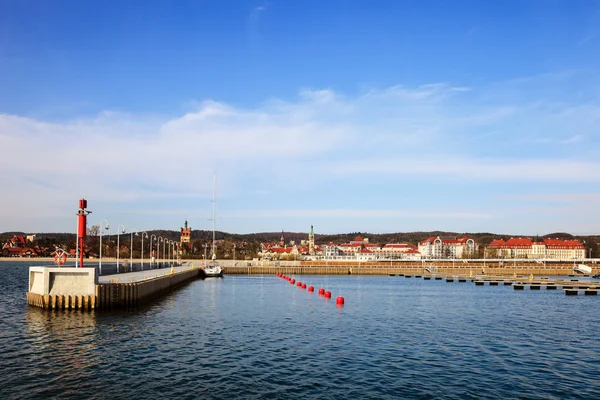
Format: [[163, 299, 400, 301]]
[[418, 236, 479, 259], [486, 238, 585, 259]]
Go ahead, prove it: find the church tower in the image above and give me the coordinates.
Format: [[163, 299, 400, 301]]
[[308, 225, 315, 255], [180, 220, 191, 245], [280, 230, 285, 248]]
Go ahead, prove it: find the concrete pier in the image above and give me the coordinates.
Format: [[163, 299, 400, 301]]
[[223, 261, 597, 276], [26, 263, 205, 311], [27, 267, 97, 310]]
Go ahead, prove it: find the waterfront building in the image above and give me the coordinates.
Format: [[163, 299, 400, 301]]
[[357, 248, 375, 261], [486, 237, 585, 259], [418, 236, 478, 259], [330, 238, 423, 261], [338, 236, 375, 256], [338, 242, 362, 255], [350, 235, 369, 244], [1, 235, 42, 258], [180, 220, 191, 244], [323, 243, 340, 258], [380, 243, 415, 258]]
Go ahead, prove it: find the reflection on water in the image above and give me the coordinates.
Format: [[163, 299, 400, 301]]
[[26, 308, 99, 382], [2, 262, 600, 398]]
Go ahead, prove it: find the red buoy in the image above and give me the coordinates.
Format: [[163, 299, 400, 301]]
[[318, 288, 325, 295], [297, 282, 301, 287], [308, 286, 314, 292], [290, 279, 295, 284], [324, 291, 332, 298], [336, 296, 344, 304], [301, 283, 306, 289]]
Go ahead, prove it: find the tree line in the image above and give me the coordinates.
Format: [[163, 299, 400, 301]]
[[2, 229, 599, 258]]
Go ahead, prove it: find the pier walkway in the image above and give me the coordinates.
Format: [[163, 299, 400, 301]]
[[98, 263, 197, 284], [27, 262, 205, 311]]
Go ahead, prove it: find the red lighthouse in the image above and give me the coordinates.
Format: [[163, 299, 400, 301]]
[[77, 199, 91, 268]]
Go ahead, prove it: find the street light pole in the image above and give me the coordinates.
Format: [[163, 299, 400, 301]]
[[150, 234, 157, 267], [130, 229, 138, 271], [233, 243, 236, 268], [167, 240, 172, 266], [157, 237, 163, 268], [99, 220, 109, 275], [163, 239, 167, 267], [170, 241, 174, 266], [117, 225, 125, 273], [141, 232, 148, 270]]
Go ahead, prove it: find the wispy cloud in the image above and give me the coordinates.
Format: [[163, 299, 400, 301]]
[[248, 2, 268, 21], [224, 209, 492, 219], [322, 157, 600, 182], [1, 71, 600, 232]]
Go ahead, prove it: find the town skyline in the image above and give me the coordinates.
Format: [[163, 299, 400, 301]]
[[2, 1, 600, 234]]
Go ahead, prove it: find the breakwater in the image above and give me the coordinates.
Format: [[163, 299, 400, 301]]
[[225, 261, 594, 276], [26, 264, 204, 311]]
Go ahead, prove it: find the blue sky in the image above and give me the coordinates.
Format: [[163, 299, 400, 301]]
[[1, 0, 600, 236]]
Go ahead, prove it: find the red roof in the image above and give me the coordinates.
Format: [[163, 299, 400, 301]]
[[271, 248, 292, 253], [488, 237, 584, 250], [360, 248, 373, 253], [505, 238, 533, 247], [544, 238, 584, 249]]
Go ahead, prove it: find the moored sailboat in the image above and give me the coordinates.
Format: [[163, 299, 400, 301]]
[[204, 174, 224, 278]]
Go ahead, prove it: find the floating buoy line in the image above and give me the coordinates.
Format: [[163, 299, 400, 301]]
[[276, 272, 344, 306]]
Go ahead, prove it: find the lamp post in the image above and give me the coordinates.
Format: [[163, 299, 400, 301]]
[[169, 241, 173, 266], [150, 234, 157, 267], [99, 220, 109, 275], [233, 243, 236, 268], [163, 238, 167, 267], [173, 241, 177, 265], [140, 232, 148, 270], [117, 224, 125, 273], [157, 237, 163, 268], [171, 241, 176, 266], [167, 240, 172, 266], [130, 229, 138, 271]]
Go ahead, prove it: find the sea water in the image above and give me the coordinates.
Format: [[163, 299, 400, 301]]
[[1, 261, 600, 399]]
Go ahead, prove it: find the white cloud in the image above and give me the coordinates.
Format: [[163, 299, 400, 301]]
[[1, 72, 600, 232], [323, 157, 600, 182]]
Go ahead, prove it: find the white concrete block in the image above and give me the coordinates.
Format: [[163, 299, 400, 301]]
[[28, 267, 98, 296]]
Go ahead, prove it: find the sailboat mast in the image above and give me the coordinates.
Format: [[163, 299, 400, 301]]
[[212, 173, 216, 258]]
